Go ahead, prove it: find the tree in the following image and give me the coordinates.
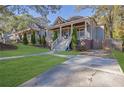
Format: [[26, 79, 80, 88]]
[[31, 31, 36, 45], [113, 6, 124, 39], [0, 5, 61, 17], [0, 5, 61, 44], [23, 33, 28, 45], [53, 31, 58, 41], [75, 5, 124, 39], [71, 27, 78, 50], [0, 5, 61, 35]]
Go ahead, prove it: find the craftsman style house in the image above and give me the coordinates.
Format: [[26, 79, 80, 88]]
[[5, 16, 104, 51], [48, 16, 104, 51]]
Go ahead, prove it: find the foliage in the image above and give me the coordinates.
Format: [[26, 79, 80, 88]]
[[41, 35, 46, 47], [71, 27, 78, 50], [0, 14, 35, 33], [0, 5, 61, 33], [0, 5, 61, 16], [23, 33, 28, 45], [75, 5, 124, 39], [31, 31, 36, 45], [53, 31, 58, 41], [0, 5, 13, 16]]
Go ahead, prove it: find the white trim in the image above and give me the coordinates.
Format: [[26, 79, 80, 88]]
[[49, 17, 89, 30], [60, 26, 62, 38], [85, 21, 87, 39], [77, 30, 85, 40], [91, 22, 93, 40]]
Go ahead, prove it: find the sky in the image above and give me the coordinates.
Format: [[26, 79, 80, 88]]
[[32, 5, 95, 24], [47, 5, 94, 24]]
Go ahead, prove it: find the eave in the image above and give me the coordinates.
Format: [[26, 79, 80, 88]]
[[49, 17, 90, 30]]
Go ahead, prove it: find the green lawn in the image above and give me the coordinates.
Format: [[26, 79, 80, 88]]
[[57, 50, 80, 55], [112, 50, 124, 72], [0, 55, 66, 87], [0, 44, 49, 57]]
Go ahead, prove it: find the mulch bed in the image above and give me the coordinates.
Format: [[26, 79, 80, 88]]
[[35, 44, 51, 49], [0, 42, 17, 51]]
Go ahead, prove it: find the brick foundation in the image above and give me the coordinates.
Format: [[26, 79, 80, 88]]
[[78, 39, 93, 49]]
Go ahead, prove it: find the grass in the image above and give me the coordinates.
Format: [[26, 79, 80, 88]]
[[0, 43, 49, 57], [0, 55, 66, 87], [57, 50, 80, 55], [111, 50, 124, 72]]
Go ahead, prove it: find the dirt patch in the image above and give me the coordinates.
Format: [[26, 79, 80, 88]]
[[0, 42, 17, 51], [80, 50, 111, 57]]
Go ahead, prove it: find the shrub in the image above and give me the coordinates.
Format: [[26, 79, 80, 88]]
[[23, 33, 28, 45], [41, 35, 46, 48], [53, 31, 58, 41], [38, 34, 42, 45], [31, 31, 36, 45], [71, 27, 78, 50], [19, 35, 22, 40]]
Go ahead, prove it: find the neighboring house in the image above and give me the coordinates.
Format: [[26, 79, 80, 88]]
[[3, 16, 49, 43], [0, 32, 10, 43], [48, 16, 104, 51], [9, 17, 48, 43], [11, 27, 47, 43]]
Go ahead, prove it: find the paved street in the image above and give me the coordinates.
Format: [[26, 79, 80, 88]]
[[19, 55, 124, 87]]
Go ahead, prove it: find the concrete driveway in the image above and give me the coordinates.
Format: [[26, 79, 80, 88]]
[[19, 55, 124, 87]]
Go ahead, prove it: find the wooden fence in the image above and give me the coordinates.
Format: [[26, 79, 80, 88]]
[[102, 39, 123, 51]]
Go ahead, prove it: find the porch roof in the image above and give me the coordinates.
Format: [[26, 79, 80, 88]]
[[13, 28, 39, 35], [49, 17, 90, 30]]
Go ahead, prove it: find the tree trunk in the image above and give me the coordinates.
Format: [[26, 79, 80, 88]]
[[110, 30, 113, 39], [109, 24, 113, 39]]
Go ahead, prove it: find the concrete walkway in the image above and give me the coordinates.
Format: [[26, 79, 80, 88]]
[[0, 51, 73, 61], [19, 55, 124, 87], [0, 52, 52, 61]]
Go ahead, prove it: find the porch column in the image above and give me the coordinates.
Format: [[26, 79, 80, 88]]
[[60, 26, 62, 38], [71, 24, 73, 36], [85, 21, 87, 39], [90, 22, 93, 40]]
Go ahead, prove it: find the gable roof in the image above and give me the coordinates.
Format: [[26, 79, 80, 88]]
[[67, 16, 84, 22], [53, 16, 85, 26], [53, 16, 67, 25]]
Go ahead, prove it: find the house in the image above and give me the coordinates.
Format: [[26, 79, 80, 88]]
[[11, 27, 47, 43], [48, 16, 104, 51], [4, 16, 49, 43], [8, 20, 48, 43]]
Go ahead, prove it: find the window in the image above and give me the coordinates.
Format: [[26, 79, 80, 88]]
[[80, 31, 85, 36], [77, 29, 85, 40]]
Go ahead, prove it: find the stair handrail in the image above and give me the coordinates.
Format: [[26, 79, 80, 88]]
[[51, 36, 61, 50], [65, 36, 72, 50]]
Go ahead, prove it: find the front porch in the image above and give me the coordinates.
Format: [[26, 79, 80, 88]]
[[49, 18, 93, 40], [48, 17, 95, 50]]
